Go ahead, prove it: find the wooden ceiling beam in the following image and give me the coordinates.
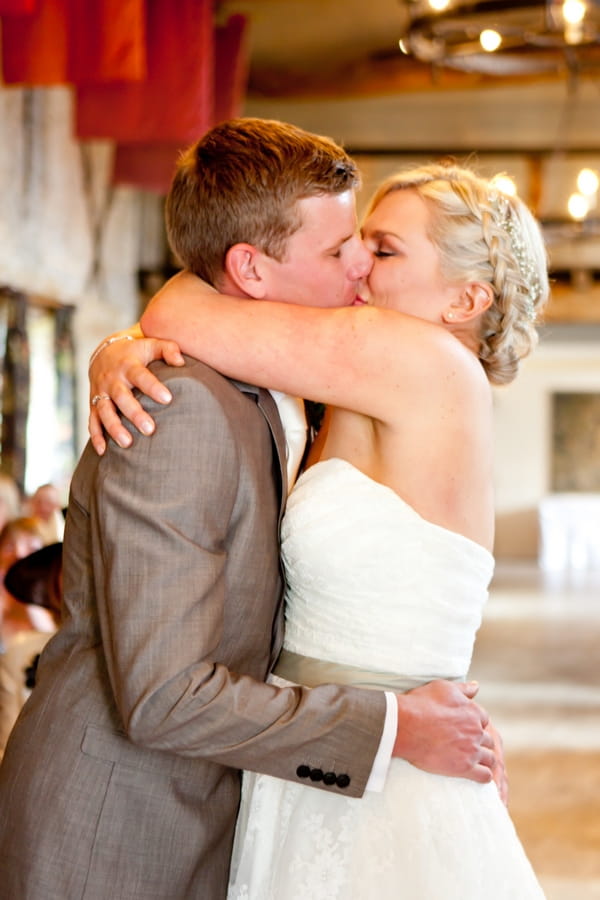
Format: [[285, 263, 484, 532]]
[[247, 47, 600, 100]]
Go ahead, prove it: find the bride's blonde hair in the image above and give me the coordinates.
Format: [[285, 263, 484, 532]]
[[365, 163, 550, 386]]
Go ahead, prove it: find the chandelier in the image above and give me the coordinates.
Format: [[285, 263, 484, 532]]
[[399, 0, 600, 75]]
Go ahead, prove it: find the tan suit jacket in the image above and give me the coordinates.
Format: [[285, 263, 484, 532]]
[[0, 358, 385, 899]]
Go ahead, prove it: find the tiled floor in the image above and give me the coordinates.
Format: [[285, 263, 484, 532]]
[[471, 562, 600, 899]]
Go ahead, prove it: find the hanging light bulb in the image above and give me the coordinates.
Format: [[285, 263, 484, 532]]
[[568, 192, 590, 220], [480, 29, 502, 51], [428, 0, 451, 10], [562, 0, 586, 25], [576, 167, 599, 197], [562, 0, 586, 44]]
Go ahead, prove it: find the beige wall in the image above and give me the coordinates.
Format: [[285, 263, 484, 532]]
[[492, 339, 600, 559]]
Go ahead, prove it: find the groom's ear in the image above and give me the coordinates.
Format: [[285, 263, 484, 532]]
[[224, 243, 268, 299]]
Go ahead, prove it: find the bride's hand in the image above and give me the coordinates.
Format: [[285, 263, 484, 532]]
[[89, 330, 185, 456]]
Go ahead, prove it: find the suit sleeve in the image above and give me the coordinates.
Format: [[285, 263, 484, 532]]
[[90, 363, 386, 798]]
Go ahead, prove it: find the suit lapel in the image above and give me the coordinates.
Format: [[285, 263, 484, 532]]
[[256, 388, 288, 520], [229, 379, 288, 670], [229, 379, 288, 520]]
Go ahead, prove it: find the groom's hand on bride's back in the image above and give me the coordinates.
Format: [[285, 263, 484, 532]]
[[393, 680, 495, 784]]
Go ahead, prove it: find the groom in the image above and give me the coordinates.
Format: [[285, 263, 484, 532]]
[[0, 118, 495, 899]]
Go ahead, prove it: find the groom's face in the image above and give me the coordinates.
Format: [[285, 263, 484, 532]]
[[258, 190, 372, 309]]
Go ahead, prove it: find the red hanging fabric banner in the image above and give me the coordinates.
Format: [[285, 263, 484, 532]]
[[214, 14, 249, 125], [1, 0, 69, 84], [111, 11, 249, 193], [0, 0, 37, 13], [1, 0, 146, 85], [76, 0, 214, 143], [67, 0, 146, 84], [112, 142, 183, 194]]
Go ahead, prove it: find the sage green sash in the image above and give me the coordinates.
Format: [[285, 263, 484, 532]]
[[274, 648, 464, 693]]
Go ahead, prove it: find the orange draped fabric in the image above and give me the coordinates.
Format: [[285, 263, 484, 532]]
[[1, 1, 250, 193], [1, 0, 146, 85]]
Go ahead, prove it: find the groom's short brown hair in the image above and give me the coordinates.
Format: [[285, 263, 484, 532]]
[[165, 117, 360, 286]]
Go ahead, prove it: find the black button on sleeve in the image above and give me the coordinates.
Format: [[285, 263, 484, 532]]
[[309, 768, 324, 782], [336, 773, 351, 789], [322, 771, 337, 786], [296, 765, 311, 779]]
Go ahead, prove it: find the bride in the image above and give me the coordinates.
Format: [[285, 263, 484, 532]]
[[90, 162, 548, 898]]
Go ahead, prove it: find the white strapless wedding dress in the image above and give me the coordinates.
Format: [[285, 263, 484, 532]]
[[228, 458, 545, 899]]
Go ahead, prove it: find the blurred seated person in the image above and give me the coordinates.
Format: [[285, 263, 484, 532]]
[[0, 474, 21, 532], [0, 542, 62, 759], [0, 517, 45, 648], [27, 483, 65, 545]]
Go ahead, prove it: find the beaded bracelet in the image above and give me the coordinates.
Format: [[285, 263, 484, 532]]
[[88, 334, 135, 370]]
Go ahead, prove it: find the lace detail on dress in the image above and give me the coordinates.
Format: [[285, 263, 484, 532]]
[[229, 763, 544, 900]]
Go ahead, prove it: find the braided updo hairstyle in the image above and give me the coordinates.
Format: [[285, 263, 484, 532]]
[[365, 163, 549, 385]]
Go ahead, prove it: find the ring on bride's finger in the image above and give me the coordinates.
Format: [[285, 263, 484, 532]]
[[91, 393, 111, 407]]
